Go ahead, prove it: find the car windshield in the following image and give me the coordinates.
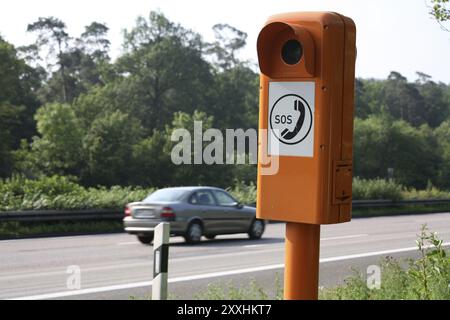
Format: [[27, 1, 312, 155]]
[[143, 189, 187, 202]]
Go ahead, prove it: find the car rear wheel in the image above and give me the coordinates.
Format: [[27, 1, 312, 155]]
[[137, 234, 154, 245], [248, 219, 265, 239], [184, 222, 203, 243]]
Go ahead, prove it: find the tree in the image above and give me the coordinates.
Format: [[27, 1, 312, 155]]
[[123, 11, 202, 51], [116, 12, 213, 133], [382, 71, 427, 126], [0, 36, 40, 177], [82, 111, 143, 186], [206, 24, 248, 70], [5, 12, 450, 191], [28, 103, 83, 176], [429, 0, 450, 30], [209, 66, 259, 129], [354, 78, 386, 118], [26, 18, 112, 104], [415, 72, 449, 127], [79, 22, 110, 61], [163, 111, 235, 187], [434, 120, 450, 188], [353, 114, 440, 188], [0, 103, 24, 176], [27, 17, 70, 102], [130, 130, 171, 187], [71, 22, 113, 89]]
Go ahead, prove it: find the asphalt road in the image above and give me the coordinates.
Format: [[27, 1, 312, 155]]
[[1, 212, 450, 300]]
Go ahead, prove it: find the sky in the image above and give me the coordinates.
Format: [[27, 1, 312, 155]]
[[1, 0, 449, 83]]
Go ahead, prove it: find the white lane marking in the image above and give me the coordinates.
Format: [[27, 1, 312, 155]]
[[171, 247, 283, 264], [243, 234, 368, 247], [169, 264, 284, 284], [8, 241, 450, 300], [0, 247, 283, 282], [8, 264, 283, 300], [321, 234, 368, 241], [117, 241, 139, 246], [8, 281, 153, 300], [243, 244, 267, 248], [320, 242, 450, 263]]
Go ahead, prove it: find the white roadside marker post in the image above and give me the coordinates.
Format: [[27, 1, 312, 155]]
[[152, 222, 170, 300]]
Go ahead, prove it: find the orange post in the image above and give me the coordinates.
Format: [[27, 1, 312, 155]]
[[284, 222, 320, 300]]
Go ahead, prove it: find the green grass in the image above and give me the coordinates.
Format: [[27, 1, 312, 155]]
[[321, 225, 450, 300], [193, 275, 284, 300]]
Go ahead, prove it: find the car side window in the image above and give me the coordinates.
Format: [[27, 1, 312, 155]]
[[189, 191, 215, 206], [213, 190, 237, 206], [189, 193, 198, 204]]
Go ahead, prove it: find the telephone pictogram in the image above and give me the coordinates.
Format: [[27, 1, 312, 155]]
[[281, 100, 305, 140]]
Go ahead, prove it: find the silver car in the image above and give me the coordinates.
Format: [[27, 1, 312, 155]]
[[123, 186, 265, 244]]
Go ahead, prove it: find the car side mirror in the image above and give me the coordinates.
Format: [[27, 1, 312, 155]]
[[235, 202, 244, 209]]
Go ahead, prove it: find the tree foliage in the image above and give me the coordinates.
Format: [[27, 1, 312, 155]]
[[0, 36, 40, 177], [429, 0, 450, 30], [1, 11, 450, 191]]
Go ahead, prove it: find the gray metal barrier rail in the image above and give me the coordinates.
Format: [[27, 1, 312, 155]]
[[0, 199, 449, 222], [0, 209, 122, 222]]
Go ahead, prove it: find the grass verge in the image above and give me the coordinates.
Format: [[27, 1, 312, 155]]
[[321, 225, 450, 300]]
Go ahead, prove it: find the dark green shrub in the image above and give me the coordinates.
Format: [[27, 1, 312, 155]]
[[352, 177, 404, 200]]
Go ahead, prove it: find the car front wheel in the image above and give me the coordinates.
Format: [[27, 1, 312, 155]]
[[248, 219, 265, 239]]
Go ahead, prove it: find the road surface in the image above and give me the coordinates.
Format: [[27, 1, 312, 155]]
[[1, 212, 450, 300]]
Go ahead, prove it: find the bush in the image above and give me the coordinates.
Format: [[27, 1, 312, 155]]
[[1, 175, 449, 212], [230, 178, 449, 203], [352, 177, 404, 200], [403, 181, 450, 200], [229, 178, 410, 203], [194, 275, 283, 300], [0, 175, 154, 211], [227, 181, 257, 205]]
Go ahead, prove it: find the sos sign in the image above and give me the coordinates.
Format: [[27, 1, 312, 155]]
[[267, 81, 315, 157], [270, 93, 313, 145]]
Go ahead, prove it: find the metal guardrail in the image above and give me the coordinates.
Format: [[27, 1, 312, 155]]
[[352, 199, 450, 208], [0, 209, 122, 222], [0, 199, 449, 223]]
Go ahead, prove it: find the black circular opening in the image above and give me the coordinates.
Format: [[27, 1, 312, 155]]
[[281, 39, 303, 65]]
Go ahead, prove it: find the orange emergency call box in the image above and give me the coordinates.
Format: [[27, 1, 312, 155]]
[[256, 12, 356, 225]]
